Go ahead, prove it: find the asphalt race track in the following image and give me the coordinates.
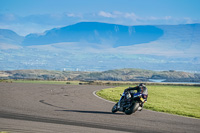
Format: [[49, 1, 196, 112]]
[[0, 83, 200, 133]]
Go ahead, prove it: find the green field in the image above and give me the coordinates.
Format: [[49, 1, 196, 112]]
[[97, 85, 200, 118]]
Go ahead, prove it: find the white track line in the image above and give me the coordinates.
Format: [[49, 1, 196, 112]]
[[93, 90, 115, 104]]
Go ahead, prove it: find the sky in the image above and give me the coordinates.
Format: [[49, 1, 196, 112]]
[[0, 0, 200, 36]]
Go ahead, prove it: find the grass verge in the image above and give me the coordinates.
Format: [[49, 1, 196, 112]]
[[97, 85, 200, 118]]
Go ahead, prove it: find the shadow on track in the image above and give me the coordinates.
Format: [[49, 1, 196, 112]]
[[39, 100, 123, 115], [39, 100, 67, 109], [55, 110, 124, 115]]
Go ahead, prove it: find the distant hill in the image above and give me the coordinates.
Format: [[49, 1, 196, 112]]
[[1, 69, 200, 82], [22, 22, 164, 47], [73, 68, 200, 82], [0, 29, 24, 45]]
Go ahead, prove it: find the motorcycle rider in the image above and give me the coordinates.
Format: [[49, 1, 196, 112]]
[[117, 83, 148, 111]]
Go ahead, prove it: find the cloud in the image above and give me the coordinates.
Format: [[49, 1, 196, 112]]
[[164, 16, 172, 20], [124, 12, 137, 19], [97, 11, 200, 25], [96, 11, 176, 25], [65, 13, 83, 18], [183, 17, 193, 24], [66, 13, 76, 17], [98, 11, 137, 20], [98, 11, 115, 18]]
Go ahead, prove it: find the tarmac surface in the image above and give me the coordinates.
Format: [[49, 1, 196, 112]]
[[0, 83, 200, 133]]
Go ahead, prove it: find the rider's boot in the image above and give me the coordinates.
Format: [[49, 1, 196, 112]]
[[117, 102, 120, 109], [138, 102, 144, 111]]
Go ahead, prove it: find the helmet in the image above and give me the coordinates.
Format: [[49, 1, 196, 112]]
[[139, 83, 145, 87]]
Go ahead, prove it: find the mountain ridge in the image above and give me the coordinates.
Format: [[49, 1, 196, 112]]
[[22, 22, 164, 47], [1, 22, 199, 48], [0, 29, 24, 45]]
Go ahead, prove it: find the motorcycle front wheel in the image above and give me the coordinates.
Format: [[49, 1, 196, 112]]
[[124, 102, 139, 115]]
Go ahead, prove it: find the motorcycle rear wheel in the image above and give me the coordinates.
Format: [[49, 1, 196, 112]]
[[111, 103, 118, 113]]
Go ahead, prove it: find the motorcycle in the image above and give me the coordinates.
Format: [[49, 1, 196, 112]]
[[111, 90, 147, 115]]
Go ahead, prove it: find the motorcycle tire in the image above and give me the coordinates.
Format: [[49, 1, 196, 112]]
[[125, 102, 139, 115], [111, 103, 118, 113]]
